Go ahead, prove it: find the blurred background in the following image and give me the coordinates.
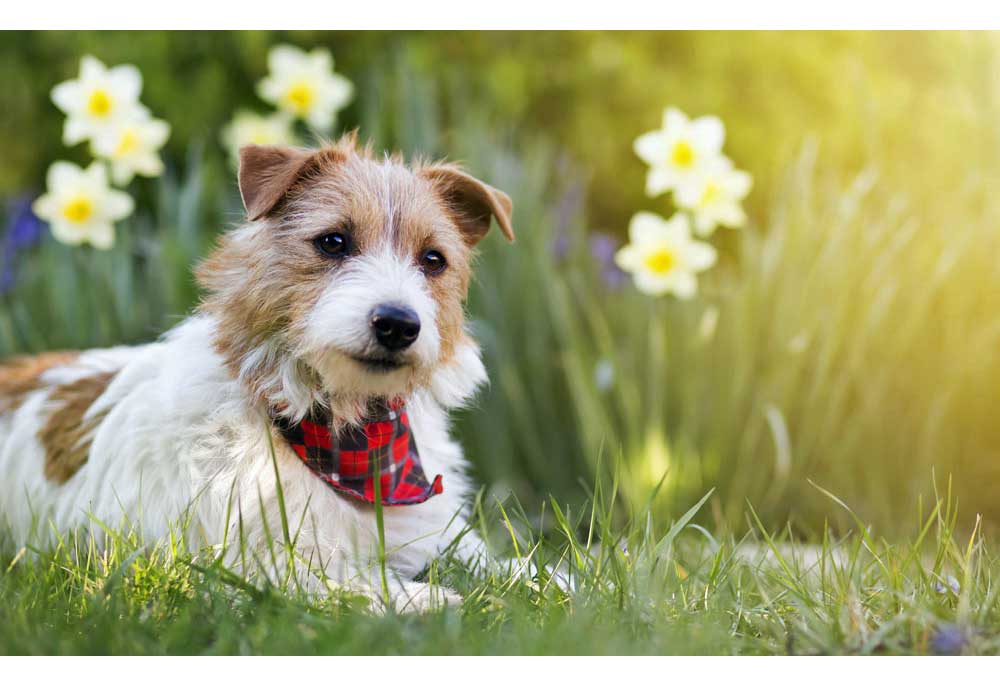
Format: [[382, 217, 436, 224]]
[[2, 31, 1000, 536]]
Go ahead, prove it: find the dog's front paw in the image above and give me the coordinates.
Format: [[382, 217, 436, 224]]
[[374, 580, 462, 614]]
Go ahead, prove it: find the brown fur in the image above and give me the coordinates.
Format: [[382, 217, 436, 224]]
[[197, 134, 512, 411], [0, 351, 79, 414], [39, 370, 116, 484]]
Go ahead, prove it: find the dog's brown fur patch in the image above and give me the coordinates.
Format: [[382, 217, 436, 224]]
[[0, 351, 79, 414], [39, 370, 115, 484]]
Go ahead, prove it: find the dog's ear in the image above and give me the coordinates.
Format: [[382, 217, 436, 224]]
[[421, 165, 514, 245], [238, 145, 317, 221]]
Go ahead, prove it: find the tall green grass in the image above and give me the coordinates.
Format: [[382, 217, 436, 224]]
[[1, 477, 995, 654]]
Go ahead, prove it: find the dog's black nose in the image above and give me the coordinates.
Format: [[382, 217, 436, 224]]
[[370, 304, 421, 352]]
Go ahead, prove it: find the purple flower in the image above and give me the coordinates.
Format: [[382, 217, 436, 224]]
[[589, 232, 627, 289], [930, 624, 969, 655], [550, 230, 572, 262], [549, 173, 584, 262], [1, 194, 45, 293]]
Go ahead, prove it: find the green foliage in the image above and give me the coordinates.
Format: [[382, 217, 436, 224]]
[[1, 482, 995, 655]]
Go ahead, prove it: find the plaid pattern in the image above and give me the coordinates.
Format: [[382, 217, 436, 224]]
[[271, 399, 443, 506]]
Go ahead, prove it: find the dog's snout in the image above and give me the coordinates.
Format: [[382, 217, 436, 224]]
[[370, 304, 421, 352]]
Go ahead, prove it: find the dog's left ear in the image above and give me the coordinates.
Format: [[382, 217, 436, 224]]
[[238, 144, 317, 221], [421, 165, 514, 244]]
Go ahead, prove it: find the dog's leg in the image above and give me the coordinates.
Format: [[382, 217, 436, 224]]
[[369, 576, 463, 614], [304, 564, 462, 614]]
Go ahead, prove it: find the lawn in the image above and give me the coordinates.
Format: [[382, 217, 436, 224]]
[[2, 32, 1000, 655], [1, 483, 993, 655]]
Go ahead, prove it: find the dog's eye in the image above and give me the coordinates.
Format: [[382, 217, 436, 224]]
[[420, 250, 447, 275], [315, 232, 349, 257]]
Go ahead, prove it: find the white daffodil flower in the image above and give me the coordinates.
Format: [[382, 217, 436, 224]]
[[31, 161, 134, 250], [675, 156, 753, 236], [256, 44, 354, 130], [50, 55, 148, 146], [91, 115, 171, 185], [614, 211, 717, 299], [633, 107, 726, 198], [221, 110, 300, 164]]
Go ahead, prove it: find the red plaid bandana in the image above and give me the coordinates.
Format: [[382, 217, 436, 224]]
[[271, 399, 443, 506]]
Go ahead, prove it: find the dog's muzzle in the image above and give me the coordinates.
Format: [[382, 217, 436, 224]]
[[369, 304, 421, 352]]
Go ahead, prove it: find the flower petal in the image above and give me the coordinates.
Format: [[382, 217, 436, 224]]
[[63, 118, 91, 146], [671, 272, 698, 299], [614, 244, 641, 272], [727, 169, 753, 198], [307, 48, 333, 73], [306, 104, 335, 131], [661, 213, 692, 243], [633, 131, 669, 167], [327, 74, 354, 107], [47, 161, 83, 189], [87, 222, 115, 250], [108, 63, 143, 102], [256, 76, 283, 104], [268, 45, 306, 74], [715, 203, 747, 228], [692, 212, 717, 237], [110, 161, 135, 186], [684, 241, 718, 271], [51, 80, 84, 114], [663, 107, 689, 132], [79, 55, 107, 82], [82, 161, 110, 188], [144, 118, 171, 147], [645, 167, 675, 196], [634, 269, 680, 297], [31, 194, 57, 221], [628, 212, 669, 245], [674, 179, 703, 209], [691, 116, 725, 152], [49, 220, 86, 246], [132, 153, 164, 177], [104, 190, 135, 220]]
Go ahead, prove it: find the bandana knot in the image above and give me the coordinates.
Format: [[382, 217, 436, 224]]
[[271, 398, 442, 506]]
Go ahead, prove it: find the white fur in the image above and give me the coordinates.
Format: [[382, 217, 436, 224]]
[[0, 313, 488, 612], [299, 249, 442, 402]]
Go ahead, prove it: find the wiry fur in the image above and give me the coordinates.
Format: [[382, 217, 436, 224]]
[[0, 136, 511, 611]]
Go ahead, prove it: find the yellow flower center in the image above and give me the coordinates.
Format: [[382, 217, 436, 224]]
[[671, 140, 695, 168], [285, 81, 315, 114], [87, 89, 113, 118], [115, 128, 140, 156], [62, 195, 94, 224], [700, 181, 721, 207], [644, 248, 676, 275]]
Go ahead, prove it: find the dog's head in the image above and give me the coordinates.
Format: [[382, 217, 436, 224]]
[[197, 134, 513, 421]]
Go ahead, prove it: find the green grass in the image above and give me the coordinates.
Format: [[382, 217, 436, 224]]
[[1, 478, 995, 655]]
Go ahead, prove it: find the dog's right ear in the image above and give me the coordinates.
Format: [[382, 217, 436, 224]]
[[238, 145, 317, 221]]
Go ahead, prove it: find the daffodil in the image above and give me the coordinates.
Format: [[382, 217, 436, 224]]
[[675, 156, 753, 236], [221, 110, 300, 164], [50, 55, 148, 146], [91, 115, 171, 185], [614, 212, 717, 298], [31, 161, 134, 250], [256, 45, 354, 130], [633, 107, 725, 198]]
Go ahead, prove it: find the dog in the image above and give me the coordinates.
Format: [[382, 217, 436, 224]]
[[0, 134, 514, 611]]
